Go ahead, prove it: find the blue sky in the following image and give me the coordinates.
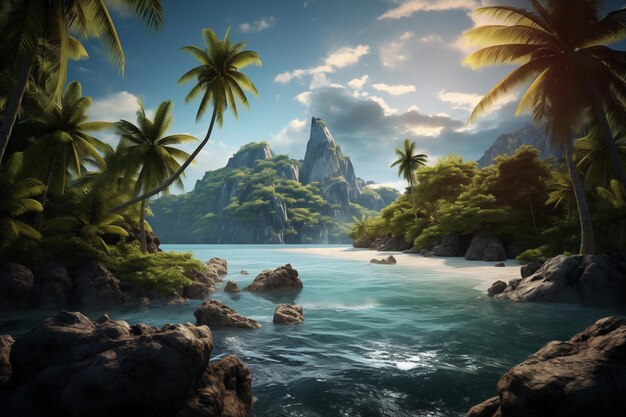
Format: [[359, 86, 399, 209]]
[[68, 0, 626, 191]]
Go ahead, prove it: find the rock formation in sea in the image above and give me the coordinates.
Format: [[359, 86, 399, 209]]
[[150, 118, 400, 244], [488, 253, 626, 306], [0, 311, 253, 417], [467, 316, 626, 417], [244, 264, 302, 292], [194, 300, 261, 329], [477, 124, 560, 167], [273, 304, 304, 325]]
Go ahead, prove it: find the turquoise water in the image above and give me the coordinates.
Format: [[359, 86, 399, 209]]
[[2, 244, 624, 417]]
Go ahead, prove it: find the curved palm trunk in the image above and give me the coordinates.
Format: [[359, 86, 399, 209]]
[[0, 57, 34, 164], [564, 136, 595, 254], [35, 146, 60, 233], [139, 198, 147, 253], [590, 89, 626, 189], [111, 107, 218, 213]]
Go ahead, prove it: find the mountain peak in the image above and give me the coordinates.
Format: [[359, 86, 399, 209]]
[[226, 141, 273, 169], [309, 117, 337, 147]]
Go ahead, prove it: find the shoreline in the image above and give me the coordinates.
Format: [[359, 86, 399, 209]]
[[276, 246, 521, 292]]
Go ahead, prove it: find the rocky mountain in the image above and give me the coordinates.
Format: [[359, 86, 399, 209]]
[[150, 117, 399, 244], [477, 124, 562, 167]]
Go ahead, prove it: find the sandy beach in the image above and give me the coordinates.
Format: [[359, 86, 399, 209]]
[[277, 246, 522, 292]]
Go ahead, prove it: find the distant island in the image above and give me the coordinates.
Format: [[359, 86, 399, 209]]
[[151, 117, 399, 243]]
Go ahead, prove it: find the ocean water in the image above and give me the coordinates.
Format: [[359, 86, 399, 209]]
[[2, 244, 624, 417]]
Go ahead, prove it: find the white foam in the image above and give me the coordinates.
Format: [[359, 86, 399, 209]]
[[300, 302, 380, 311]]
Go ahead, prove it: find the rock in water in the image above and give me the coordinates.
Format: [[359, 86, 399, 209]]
[[194, 300, 261, 329], [467, 317, 626, 417], [206, 258, 228, 276], [224, 281, 241, 293], [370, 256, 397, 265], [0, 263, 34, 308], [487, 281, 507, 297], [72, 262, 124, 307], [273, 304, 304, 325], [494, 253, 626, 306], [32, 262, 72, 307], [520, 260, 544, 278], [4, 311, 253, 417], [240, 270, 249, 275], [0, 334, 13, 385], [244, 264, 302, 292]]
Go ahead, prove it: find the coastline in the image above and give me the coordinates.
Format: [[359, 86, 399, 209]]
[[277, 246, 521, 292]]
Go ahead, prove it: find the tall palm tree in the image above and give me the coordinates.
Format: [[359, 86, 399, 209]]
[[391, 139, 427, 208], [351, 215, 369, 240], [26, 82, 112, 197], [116, 99, 195, 252], [0, 152, 46, 244], [111, 27, 261, 213], [0, 0, 163, 164], [462, 1, 626, 254]]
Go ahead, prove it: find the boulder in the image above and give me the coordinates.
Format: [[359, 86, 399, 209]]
[[224, 281, 241, 293], [467, 317, 626, 417], [494, 262, 505, 267], [370, 236, 411, 251], [0, 334, 13, 385], [494, 253, 626, 306], [206, 258, 228, 276], [0, 263, 34, 308], [72, 262, 123, 307], [520, 260, 544, 278], [240, 270, 249, 276], [487, 281, 507, 297], [370, 255, 397, 265], [167, 292, 188, 305], [352, 238, 371, 248], [403, 246, 418, 254], [3, 311, 252, 417], [465, 231, 507, 261], [33, 262, 72, 307], [273, 304, 304, 325], [244, 264, 302, 292], [432, 233, 467, 257], [184, 282, 214, 300], [194, 300, 260, 329], [138, 297, 151, 306], [186, 269, 221, 286]]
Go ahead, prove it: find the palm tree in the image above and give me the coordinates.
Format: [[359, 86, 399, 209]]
[[116, 99, 195, 252], [597, 179, 626, 209], [351, 215, 369, 240], [462, 1, 626, 254], [0, 0, 163, 164], [24, 82, 112, 227], [110, 27, 261, 213], [546, 169, 576, 221], [0, 152, 46, 244], [391, 139, 427, 208]]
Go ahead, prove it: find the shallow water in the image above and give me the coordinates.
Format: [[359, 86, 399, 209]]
[[2, 244, 624, 417]]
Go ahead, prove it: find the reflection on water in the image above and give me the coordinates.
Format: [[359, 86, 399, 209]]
[[1, 244, 624, 417]]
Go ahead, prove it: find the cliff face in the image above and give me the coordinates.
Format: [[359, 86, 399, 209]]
[[477, 124, 561, 167], [151, 133, 398, 244]]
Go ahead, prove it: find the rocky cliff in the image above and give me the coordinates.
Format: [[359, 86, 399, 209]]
[[151, 121, 399, 244], [477, 124, 561, 167]]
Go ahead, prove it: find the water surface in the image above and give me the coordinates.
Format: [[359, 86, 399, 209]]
[[2, 244, 623, 417]]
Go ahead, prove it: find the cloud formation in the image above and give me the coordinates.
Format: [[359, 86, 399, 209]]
[[372, 83, 416, 95], [379, 0, 478, 20], [238, 16, 276, 33], [90, 91, 142, 123], [274, 44, 370, 83]]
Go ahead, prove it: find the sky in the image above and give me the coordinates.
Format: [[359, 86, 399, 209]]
[[67, 0, 626, 191]]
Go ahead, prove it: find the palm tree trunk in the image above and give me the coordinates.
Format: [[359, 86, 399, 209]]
[[528, 193, 538, 234], [564, 136, 595, 255], [139, 198, 147, 253], [590, 89, 626, 189], [35, 147, 59, 233], [110, 107, 218, 213], [0, 57, 34, 164]]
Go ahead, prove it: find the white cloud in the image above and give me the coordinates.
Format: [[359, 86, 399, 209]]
[[89, 91, 142, 122], [379, 0, 478, 20], [407, 105, 420, 112], [238, 16, 276, 33], [370, 96, 398, 116], [372, 83, 416, 96], [348, 75, 369, 90], [437, 89, 518, 113], [272, 118, 307, 144], [274, 44, 370, 83], [420, 34, 444, 44], [380, 31, 414, 67], [296, 91, 312, 106]]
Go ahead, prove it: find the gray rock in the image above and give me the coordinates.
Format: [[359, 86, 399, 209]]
[[273, 304, 304, 325], [194, 300, 260, 329], [0, 263, 34, 308], [224, 281, 241, 293], [72, 262, 123, 307], [494, 262, 505, 267], [0, 334, 13, 385], [370, 236, 411, 251], [186, 268, 221, 286], [167, 292, 188, 305], [206, 258, 228, 276], [465, 231, 507, 261], [33, 262, 72, 307], [240, 270, 249, 276], [520, 260, 544, 278], [226, 142, 272, 169], [244, 264, 302, 292], [467, 317, 626, 417], [432, 233, 467, 257], [370, 255, 397, 265], [487, 280, 507, 297], [184, 282, 214, 300], [352, 238, 371, 248], [4, 311, 252, 417], [496, 253, 626, 306]]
